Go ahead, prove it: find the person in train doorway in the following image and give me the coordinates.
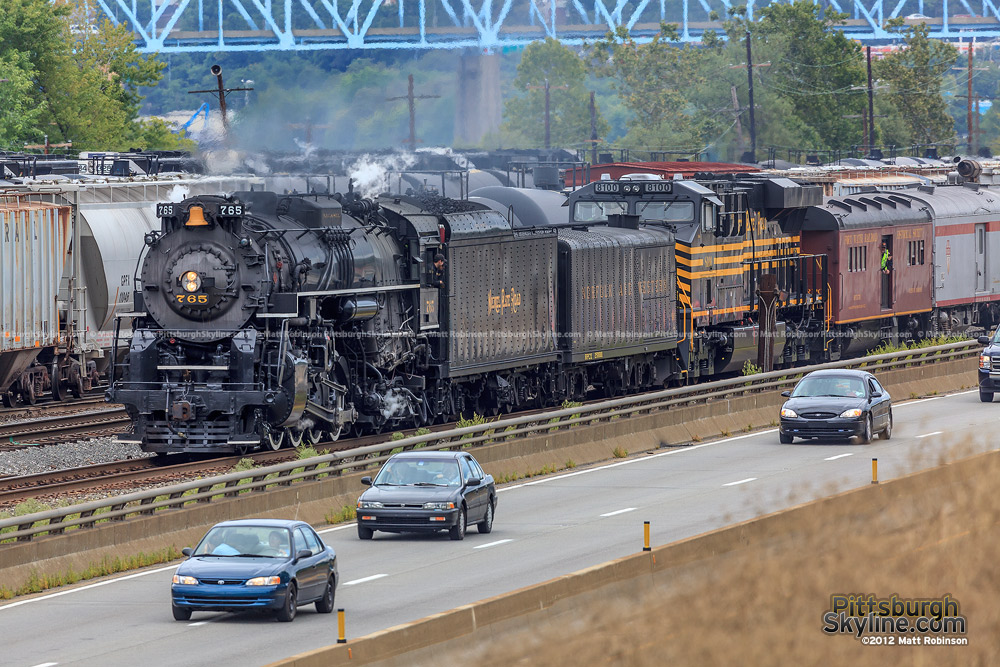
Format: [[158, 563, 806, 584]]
[[432, 253, 447, 290], [880, 242, 893, 275], [880, 241, 893, 309]]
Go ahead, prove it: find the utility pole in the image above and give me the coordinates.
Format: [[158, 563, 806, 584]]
[[745, 30, 757, 163], [731, 85, 746, 158], [968, 40, 975, 153], [528, 78, 568, 150], [975, 94, 981, 154], [589, 91, 598, 164], [866, 46, 876, 155], [188, 64, 252, 135], [386, 73, 440, 151]]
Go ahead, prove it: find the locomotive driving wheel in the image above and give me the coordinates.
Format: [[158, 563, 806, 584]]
[[287, 430, 303, 448], [266, 430, 285, 451]]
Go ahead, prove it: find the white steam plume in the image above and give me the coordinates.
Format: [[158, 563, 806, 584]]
[[348, 153, 418, 198]]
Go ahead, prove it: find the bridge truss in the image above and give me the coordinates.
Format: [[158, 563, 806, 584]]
[[91, 0, 1000, 52]]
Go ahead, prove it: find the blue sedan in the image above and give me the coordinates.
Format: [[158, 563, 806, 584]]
[[171, 519, 338, 622]]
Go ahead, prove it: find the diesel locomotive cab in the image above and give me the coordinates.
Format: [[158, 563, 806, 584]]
[[110, 197, 279, 453]]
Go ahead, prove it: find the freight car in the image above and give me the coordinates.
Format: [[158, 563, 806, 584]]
[[0, 175, 262, 407]]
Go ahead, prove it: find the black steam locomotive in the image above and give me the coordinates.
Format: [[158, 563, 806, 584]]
[[110, 176, 823, 454]]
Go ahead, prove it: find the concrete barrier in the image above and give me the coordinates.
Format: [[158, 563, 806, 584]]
[[268, 444, 1000, 667], [0, 358, 974, 594]]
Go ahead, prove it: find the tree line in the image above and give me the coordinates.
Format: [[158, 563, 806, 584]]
[[503, 2, 972, 161]]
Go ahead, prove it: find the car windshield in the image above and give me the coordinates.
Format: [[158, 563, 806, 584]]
[[791, 376, 867, 398], [193, 526, 291, 557], [374, 459, 462, 487]]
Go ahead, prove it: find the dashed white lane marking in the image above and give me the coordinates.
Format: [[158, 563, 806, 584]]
[[317, 523, 357, 534], [0, 564, 180, 611], [474, 539, 513, 550], [30, 663, 58, 667], [600, 508, 637, 517], [343, 574, 388, 586], [917, 431, 943, 439], [824, 453, 854, 461], [722, 478, 757, 487], [187, 621, 209, 627]]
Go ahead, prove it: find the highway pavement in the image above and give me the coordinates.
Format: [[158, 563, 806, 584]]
[[2, 389, 995, 667]]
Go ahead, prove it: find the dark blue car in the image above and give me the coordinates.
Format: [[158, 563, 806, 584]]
[[171, 519, 337, 622]]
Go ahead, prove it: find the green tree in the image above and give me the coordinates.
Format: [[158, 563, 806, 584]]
[[876, 23, 958, 147], [589, 25, 712, 152], [738, 1, 866, 151], [503, 38, 609, 148], [0, 0, 168, 151]]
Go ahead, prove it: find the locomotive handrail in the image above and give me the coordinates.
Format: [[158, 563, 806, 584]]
[[0, 339, 979, 543]]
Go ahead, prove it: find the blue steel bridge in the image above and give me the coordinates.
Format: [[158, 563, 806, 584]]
[[94, 0, 1000, 53]]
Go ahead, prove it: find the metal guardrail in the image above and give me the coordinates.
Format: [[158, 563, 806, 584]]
[[0, 340, 979, 544]]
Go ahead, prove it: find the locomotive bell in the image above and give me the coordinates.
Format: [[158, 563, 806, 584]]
[[186, 206, 209, 227]]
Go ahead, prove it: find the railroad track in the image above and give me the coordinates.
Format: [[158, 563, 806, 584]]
[[0, 427, 414, 506], [0, 408, 130, 449]]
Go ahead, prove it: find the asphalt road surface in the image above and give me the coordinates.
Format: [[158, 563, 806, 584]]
[[2, 389, 994, 667]]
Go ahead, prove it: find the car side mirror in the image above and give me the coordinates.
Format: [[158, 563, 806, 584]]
[[979, 336, 991, 345], [361, 476, 372, 486], [870, 391, 882, 399], [182, 547, 193, 557], [465, 477, 482, 487], [294, 549, 312, 562], [781, 390, 791, 398]]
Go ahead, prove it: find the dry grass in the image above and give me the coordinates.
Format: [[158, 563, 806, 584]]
[[419, 443, 999, 667]]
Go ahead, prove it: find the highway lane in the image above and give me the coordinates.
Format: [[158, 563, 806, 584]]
[[2, 389, 995, 667]]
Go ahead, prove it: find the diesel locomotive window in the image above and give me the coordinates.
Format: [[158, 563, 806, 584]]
[[572, 201, 626, 223], [636, 201, 694, 223], [701, 202, 717, 233]]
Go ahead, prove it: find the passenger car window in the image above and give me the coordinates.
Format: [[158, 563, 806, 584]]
[[459, 457, 474, 481], [468, 458, 485, 479], [303, 528, 322, 553], [870, 379, 885, 395], [293, 527, 310, 554]]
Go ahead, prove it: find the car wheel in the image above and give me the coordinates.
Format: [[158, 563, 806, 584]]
[[449, 507, 467, 541], [357, 524, 374, 540], [860, 416, 873, 445], [477, 500, 494, 534], [980, 390, 994, 403], [276, 583, 297, 622], [315, 577, 335, 614], [172, 605, 192, 621], [880, 411, 892, 440], [779, 432, 793, 444]]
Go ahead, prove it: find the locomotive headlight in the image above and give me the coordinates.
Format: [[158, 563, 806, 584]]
[[182, 271, 202, 293]]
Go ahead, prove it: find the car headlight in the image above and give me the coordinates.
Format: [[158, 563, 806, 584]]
[[181, 271, 201, 293], [780, 408, 797, 418], [172, 575, 198, 585], [246, 576, 281, 586], [839, 408, 863, 419], [981, 355, 992, 370], [357, 500, 383, 509], [423, 501, 456, 510]]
